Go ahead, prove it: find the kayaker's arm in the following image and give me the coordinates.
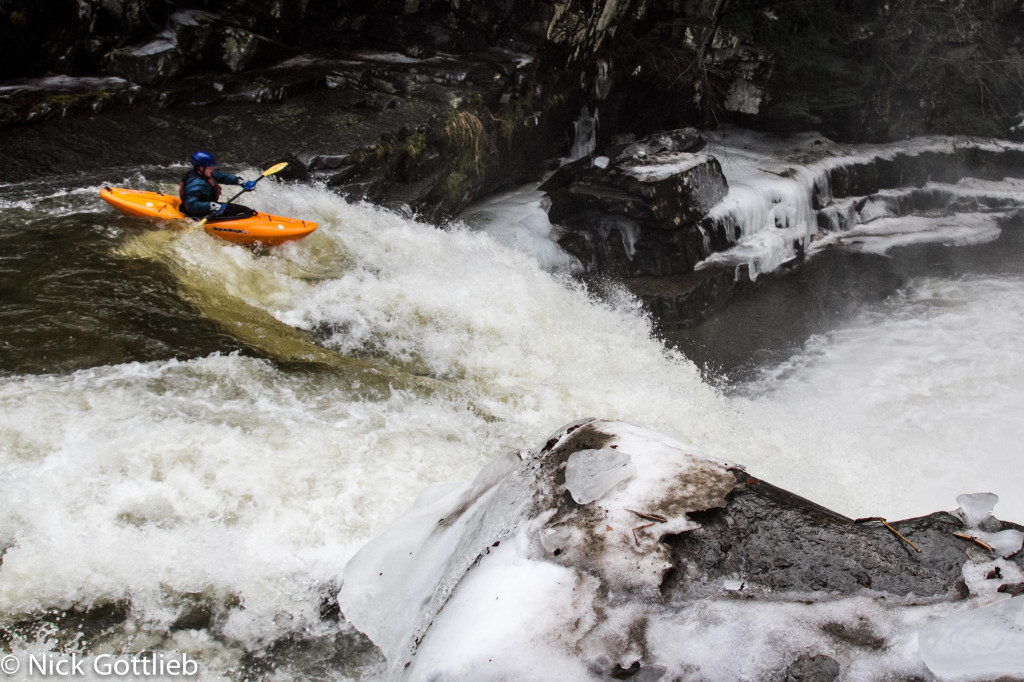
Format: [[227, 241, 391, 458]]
[[212, 171, 257, 194], [211, 170, 244, 186]]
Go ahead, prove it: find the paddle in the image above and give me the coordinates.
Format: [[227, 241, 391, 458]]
[[195, 161, 289, 229]]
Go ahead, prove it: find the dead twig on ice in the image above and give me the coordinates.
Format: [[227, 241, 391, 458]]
[[626, 509, 668, 523], [632, 522, 656, 545], [627, 509, 667, 545]]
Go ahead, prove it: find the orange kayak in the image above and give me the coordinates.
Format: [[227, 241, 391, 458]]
[[100, 186, 318, 246]]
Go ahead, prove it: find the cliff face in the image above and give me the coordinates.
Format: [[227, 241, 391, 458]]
[[4, 0, 1024, 221], [8, 1, 1024, 142], [541, 0, 1024, 142]]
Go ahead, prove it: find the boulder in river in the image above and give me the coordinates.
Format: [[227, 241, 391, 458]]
[[541, 129, 727, 277], [338, 418, 1024, 681]]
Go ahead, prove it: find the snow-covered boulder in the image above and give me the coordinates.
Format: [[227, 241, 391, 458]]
[[337, 419, 1024, 681]]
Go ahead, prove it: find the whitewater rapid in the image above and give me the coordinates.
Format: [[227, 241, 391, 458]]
[[1, 166, 1023, 678], [0, 173, 730, 678]]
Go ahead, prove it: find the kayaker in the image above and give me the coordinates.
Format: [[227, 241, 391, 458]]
[[179, 151, 258, 220]]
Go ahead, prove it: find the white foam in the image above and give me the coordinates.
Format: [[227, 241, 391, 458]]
[[729, 275, 1024, 522], [6, 164, 1024, 679], [458, 185, 582, 272], [3, 180, 733, 673]]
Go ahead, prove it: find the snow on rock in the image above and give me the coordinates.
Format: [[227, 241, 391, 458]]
[[337, 418, 737, 677], [807, 213, 1004, 257], [620, 152, 716, 183], [337, 419, 1024, 681]]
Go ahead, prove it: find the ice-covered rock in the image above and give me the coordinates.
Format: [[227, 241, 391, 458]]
[[540, 130, 726, 278], [337, 419, 1024, 681], [953, 492, 1024, 557]]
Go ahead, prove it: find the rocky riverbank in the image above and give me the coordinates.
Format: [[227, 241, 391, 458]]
[[6, 0, 1024, 215]]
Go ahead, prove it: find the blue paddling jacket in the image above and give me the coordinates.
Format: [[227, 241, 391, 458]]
[[179, 169, 244, 217]]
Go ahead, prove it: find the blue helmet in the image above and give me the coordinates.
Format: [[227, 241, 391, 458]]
[[190, 151, 216, 168]]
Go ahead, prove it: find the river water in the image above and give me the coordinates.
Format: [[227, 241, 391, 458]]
[[1, 157, 1023, 679]]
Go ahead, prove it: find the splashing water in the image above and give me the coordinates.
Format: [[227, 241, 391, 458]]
[[2, 167, 1023, 679], [0, 172, 731, 677]]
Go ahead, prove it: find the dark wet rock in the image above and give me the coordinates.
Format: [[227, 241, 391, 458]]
[[663, 477, 971, 602], [820, 621, 887, 651], [103, 37, 190, 87], [552, 210, 717, 279], [218, 26, 294, 74], [777, 654, 842, 682], [102, 10, 293, 86], [612, 128, 708, 161], [6, 1, 1024, 246], [163, 586, 243, 633], [827, 147, 1024, 200], [169, 594, 216, 631], [0, 602, 131, 653], [998, 582, 1024, 596], [541, 129, 727, 277], [6, 0, 1024, 151], [239, 622, 385, 682], [0, 43, 570, 223], [5, 0, 1024, 232], [653, 249, 905, 377], [0, 75, 140, 127], [627, 266, 752, 332], [541, 128, 716, 225], [597, 138, 1024, 342]]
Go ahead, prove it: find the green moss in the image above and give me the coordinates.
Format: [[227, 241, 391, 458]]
[[46, 91, 112, 108], [442, 170, 469, 200], [349, 126, 431, 181], [404, 130, 426, 158], [0, 103, 18, 128]]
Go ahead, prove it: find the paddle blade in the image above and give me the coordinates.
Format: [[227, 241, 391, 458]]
[[262, 162, 288, 177]]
